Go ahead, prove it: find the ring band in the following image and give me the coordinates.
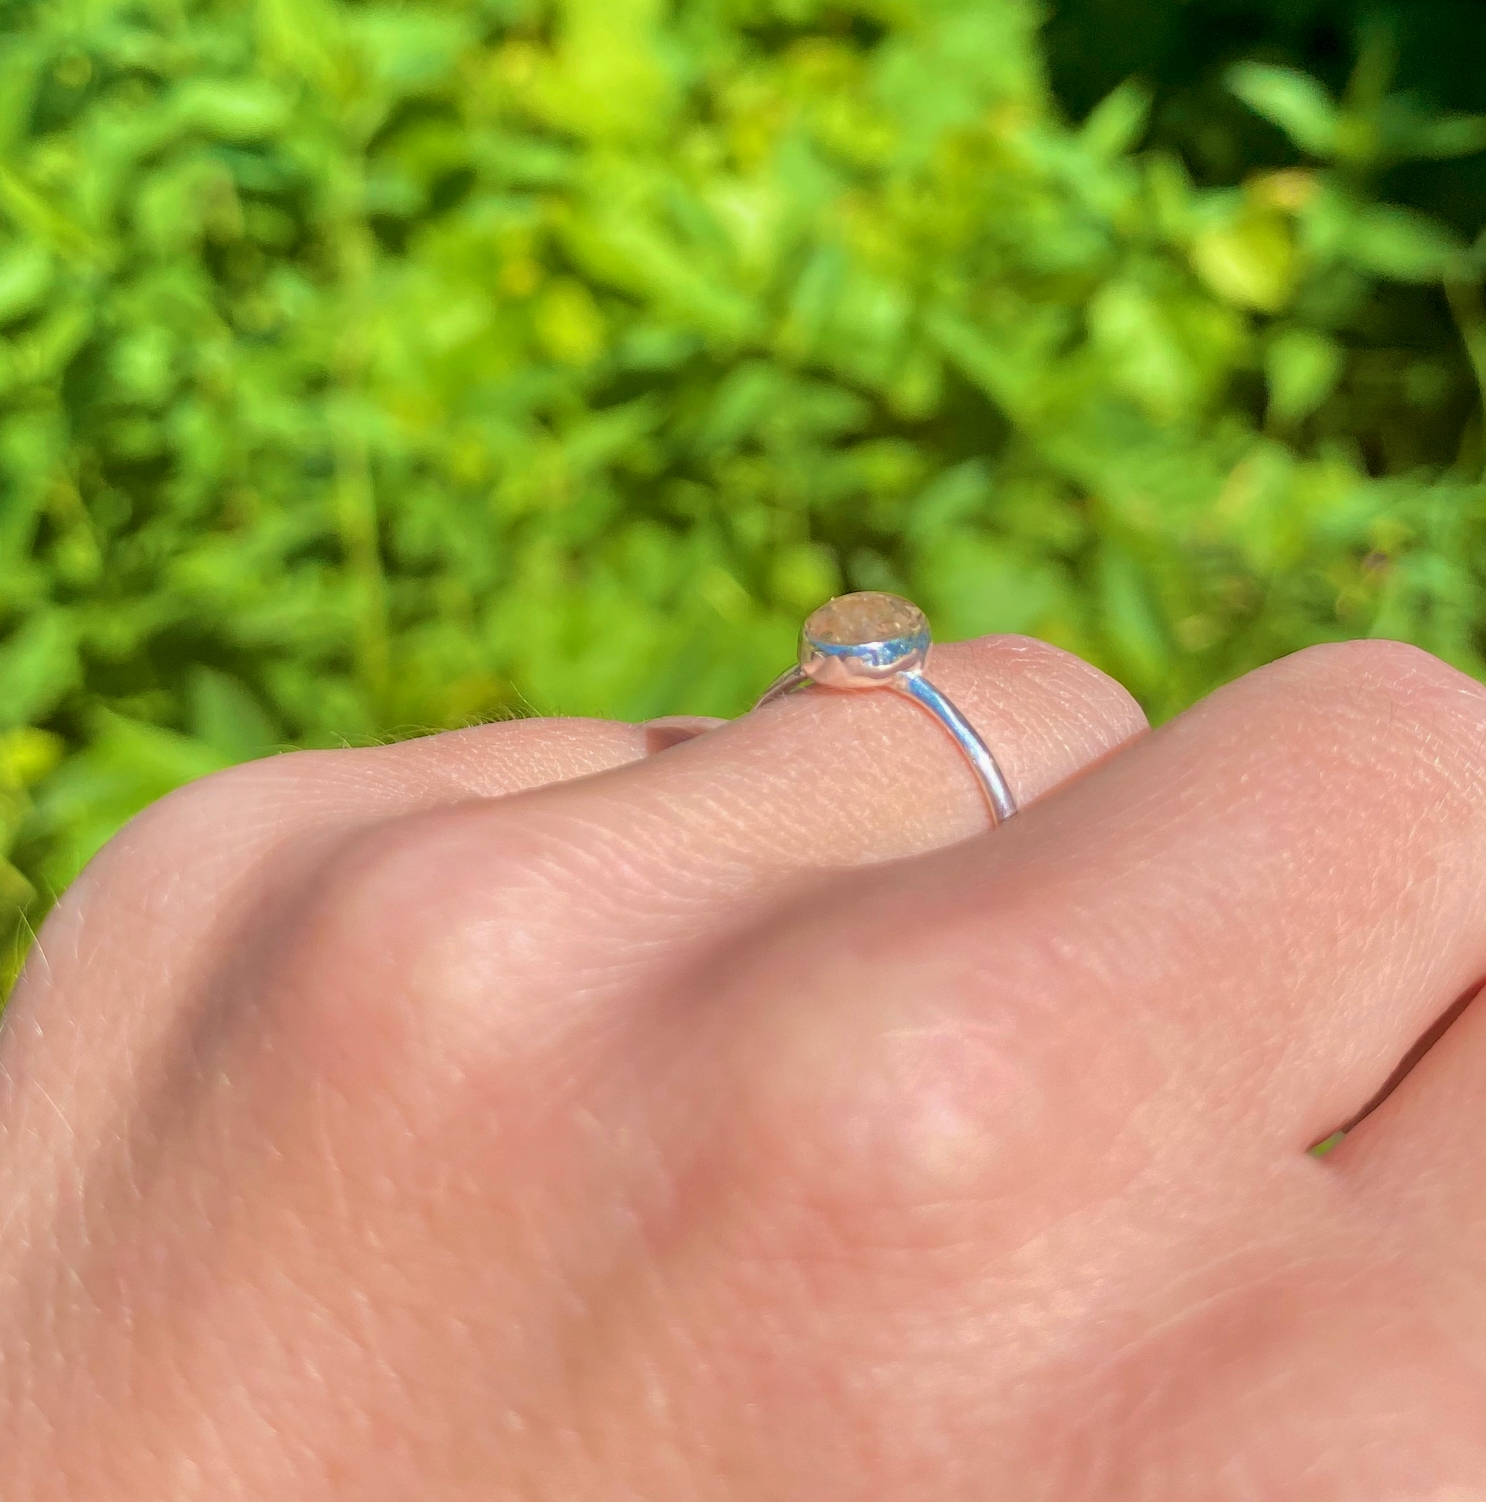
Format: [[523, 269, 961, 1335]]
[[754, 591, 1018, 824]]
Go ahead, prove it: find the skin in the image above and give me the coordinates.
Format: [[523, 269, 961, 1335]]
[[2, 634, 1485, 1499]]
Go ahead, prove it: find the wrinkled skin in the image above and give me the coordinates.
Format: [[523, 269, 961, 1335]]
[[4, 636, 1486, 1500]]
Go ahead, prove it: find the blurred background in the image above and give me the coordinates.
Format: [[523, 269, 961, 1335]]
[[5, 0, 1486, 982]]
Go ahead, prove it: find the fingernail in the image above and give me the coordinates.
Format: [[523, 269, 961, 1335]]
[[642, 716, 729, 753]]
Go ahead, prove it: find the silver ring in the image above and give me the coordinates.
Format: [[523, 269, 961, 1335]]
[[754, 591, 1017, 824]]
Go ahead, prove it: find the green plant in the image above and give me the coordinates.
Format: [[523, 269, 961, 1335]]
[[4, 0, 1486, 988]]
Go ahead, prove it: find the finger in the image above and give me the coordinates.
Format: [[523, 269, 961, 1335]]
[[267, 635, 1146, 1080], [323, 633, 1146, 933], [612, 634, 1148, 871], [798, 638, 1486, 1161]]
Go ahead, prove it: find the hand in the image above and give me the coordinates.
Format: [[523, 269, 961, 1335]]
[[3, 636, 1485, 1499]]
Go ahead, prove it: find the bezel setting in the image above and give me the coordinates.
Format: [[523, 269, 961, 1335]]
[[798, 592, 931, 688]]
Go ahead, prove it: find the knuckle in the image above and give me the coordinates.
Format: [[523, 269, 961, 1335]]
[[705, 883, 1157, 1258], [17, 749, 355, 1014], [1293, 636, 1483, 706], [48, 751, 343, 948], [85, 748, 341, 875], [1280, 639, 1486, 798], [264, 798, 610, 1082]]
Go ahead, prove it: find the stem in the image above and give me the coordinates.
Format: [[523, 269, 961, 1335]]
[[1445, 275, 1486, 483], [329, 159, 390, 709]]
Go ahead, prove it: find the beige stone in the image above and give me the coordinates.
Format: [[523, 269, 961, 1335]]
[[805, 591, 925, 646]]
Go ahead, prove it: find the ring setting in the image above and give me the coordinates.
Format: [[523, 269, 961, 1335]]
[[755, 591, 1018, 825]]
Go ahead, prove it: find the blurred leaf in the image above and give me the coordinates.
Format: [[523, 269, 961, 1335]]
[[188, 668, 283, 761], [1399, 111, 1486, 162], [1088, 280, 1197, 421], [0, 727, 64, 790], [0, 242, 52, 325], [0, 612, 79, 730], [1347, 205, 1464, 282], [1080, 80, 1154, 160], [1096, 541, 1172, 694], [1266, 328, 1344, 427], [172, 79, 292, 141], [769, 543, 840, 612], [1191, 207, 1296, 312], [1229, 63, 1339, 158], [917, 532, 1064, 642]]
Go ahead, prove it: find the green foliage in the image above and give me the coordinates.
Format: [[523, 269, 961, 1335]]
[[5, 0, 1486, 984]]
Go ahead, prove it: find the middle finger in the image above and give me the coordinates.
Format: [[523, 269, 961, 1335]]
[[798, 636, 1486, 1160]]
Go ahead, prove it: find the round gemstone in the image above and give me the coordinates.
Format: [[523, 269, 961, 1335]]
[[805, 591, 927, 647]]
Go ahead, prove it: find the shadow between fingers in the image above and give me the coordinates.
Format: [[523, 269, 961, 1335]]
[[1310, 981, 1486, 1156]]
